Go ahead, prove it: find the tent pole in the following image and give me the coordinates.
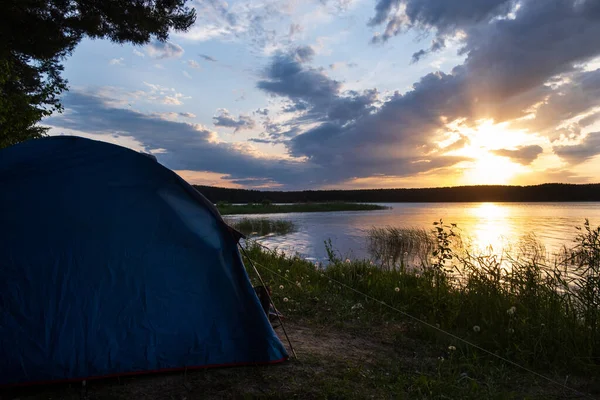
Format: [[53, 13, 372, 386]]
[[239, 244, 298, 360]]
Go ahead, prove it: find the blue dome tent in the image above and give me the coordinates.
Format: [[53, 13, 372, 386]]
[[0, 136, 288, 386]]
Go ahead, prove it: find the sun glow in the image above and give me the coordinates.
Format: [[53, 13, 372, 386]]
[[442, 119, 535, 185]]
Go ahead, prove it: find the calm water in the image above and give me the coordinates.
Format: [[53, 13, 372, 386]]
[[232, 202, 600, 263]]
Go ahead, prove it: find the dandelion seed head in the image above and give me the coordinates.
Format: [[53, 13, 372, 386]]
[[279, 285, 284, 289], [473, 325, 481, 333], [283, 297, 289, 302], [394, 287, 400, 292]]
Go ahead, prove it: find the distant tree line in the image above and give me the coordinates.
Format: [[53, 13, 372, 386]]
[[194, 183, 600, 204]]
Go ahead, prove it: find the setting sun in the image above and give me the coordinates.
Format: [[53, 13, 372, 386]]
[[441, 119, 535, 185]]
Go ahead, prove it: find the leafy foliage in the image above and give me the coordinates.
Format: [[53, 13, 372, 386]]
[[0, 0, 196, 148]]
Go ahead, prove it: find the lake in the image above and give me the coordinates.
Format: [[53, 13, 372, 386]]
[[231, 202, 600, 263]]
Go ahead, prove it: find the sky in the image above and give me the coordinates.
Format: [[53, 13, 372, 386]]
[[45, 0, 600, 190]]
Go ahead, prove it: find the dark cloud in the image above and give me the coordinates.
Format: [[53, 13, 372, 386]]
[[44, 92, 308, 188], [369, 0, 514, 45], [199, 54, 217, 62], [579, 112, 600, 128], [213, 109, 256, 132], [491, 145, 544, 165], [292, 45, 315, 63], [146, 41, 184, 59], [252, 0, 600, 181], [553, 132, 600, 164], [254, 108, 269, 116], [513, 68, 600, 137], [257, 52, 341, 106], [178, 112, 196, 118]]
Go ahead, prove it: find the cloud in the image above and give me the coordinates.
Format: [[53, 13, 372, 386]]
[[491, 145, 544, 165], [288, 23, 303, 38], [553, 132, 600, 164], [179, 112, 197, 118], [329, 61, 358, 70], [109, 58, 124, 66], [247, 0, 600, 182], [213, 109, 256, 132], [141, 82, 190, 106], [255, 108, 269, 116], [199, 54, 218, 62], [133, 49, 145, 58], [44, 91, 307, 188], [183, 71, 192, 80], [293, 45, 315, 63], [145, 40, 184, 59], [368, 0, 515, 45], [187, 60, 201, 69]]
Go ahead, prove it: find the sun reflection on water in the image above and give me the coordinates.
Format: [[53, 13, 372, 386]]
[[465, 203, 515, 253]]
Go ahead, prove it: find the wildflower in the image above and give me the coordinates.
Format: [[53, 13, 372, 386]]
[[368, 271, 372, 275], [279, 285, 284, 290], [315, 261, 320, 268], [345, 258, 351, 263], [395, 287, 400, 292], [448, 346, 456, 352], [506, 306, 516, 316], [438, 356, 445, 362], [541, 323, 546, 328], [283, 297, 289, 302], [351, 303, 364, 311], [508, 328, 514, 334], [404, 252, 408, 256], [369, 261, 374, 265], [473, 325, 481, 333], [286, 270, 289, 273], [296, 281, 301, 288], [278, 269, 281, 273]]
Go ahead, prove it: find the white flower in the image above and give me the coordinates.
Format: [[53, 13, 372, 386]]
[[506, 306, 516, 316], [296, 281, 301, 288], [541, 323, 546, 328], [508, 328, 514, 334], [403, 252, 408, 256], [283, 297, 289, 302], [448, 346, 456, 351], [278, 269, 281, 273], [315, 262, 320, 268], [473, 325, 481, 333], [345, 258, 351, 263], [351, 303, 364, 310], [438, 356, 445, 362], [279, 285, 284, 290], [395, 287, 400, 292]]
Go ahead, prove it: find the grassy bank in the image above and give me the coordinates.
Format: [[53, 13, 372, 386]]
[[238, 219, 600, 397], [225, 217, 296, 237], [217, 202, 388, 215]]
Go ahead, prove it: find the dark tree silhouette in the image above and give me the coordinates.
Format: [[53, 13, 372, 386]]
[[0, 0, 196, 148], [194, 184, 600, 204]]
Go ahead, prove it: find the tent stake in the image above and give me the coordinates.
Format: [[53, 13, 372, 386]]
[[239, 244, 298, 360]]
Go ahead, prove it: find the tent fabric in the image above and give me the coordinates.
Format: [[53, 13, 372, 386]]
[[0, 136, 288, 386]]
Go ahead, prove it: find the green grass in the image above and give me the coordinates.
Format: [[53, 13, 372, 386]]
[[238, 219, 600, 397], [217, 202, 388, 215], [225, 217, 296, 237]]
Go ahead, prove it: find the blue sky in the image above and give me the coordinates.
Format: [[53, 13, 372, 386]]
[[46, 0, 600, 189]]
